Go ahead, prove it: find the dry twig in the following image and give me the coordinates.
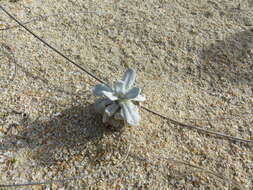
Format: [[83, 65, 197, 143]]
[[141, 106, 253, 144]]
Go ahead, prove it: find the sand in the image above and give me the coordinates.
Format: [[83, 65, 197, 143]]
[[0, 0, 252, 189]]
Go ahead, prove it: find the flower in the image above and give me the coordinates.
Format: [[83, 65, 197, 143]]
[[92, 68, 145, 127]]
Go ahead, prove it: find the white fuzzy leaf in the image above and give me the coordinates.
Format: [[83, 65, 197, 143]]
[[93, 98, 111, 114], [93, 84, 112, 96], [102, 91, 118, 101], [124, 87, 140, 100], [120, 101, 140, 126], [122, 68, 136, 90], [105, 102, 120, 116], [113, 80, 126, 94]]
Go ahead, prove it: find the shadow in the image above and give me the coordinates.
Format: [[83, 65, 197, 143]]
[[199, 29, 253, 86], [0, 105, 236, 188], [0, 104, 121, 166]]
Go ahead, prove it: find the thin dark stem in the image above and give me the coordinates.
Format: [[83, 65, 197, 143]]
[[141, 105, 253, 144], [0, 5, 106, 85]]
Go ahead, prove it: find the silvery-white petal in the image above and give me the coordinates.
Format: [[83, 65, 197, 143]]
[[93, 98, 111, 114], [124, 87, 140, 100], [105, 102, 120, 117], [132, 94, 146, 102], [120, 101, 140, 126], [93, 84, 112, 96], [113, 80, 125, 94], [102, 91, 118, 101], [122, 68, 136, 90]]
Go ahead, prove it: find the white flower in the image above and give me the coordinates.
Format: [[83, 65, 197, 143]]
[[92, 68, 145, 127]]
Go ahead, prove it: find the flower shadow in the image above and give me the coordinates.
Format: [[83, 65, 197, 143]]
[[199, 29, 253, 86], [1, 104, 121, 166]]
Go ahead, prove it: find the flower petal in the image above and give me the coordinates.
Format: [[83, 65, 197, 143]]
[[133, 94, 146, 102], [102, 91, 118, 101], [124, 87, 140, 100], [113, 80, 125, 94], [105, 102, 120, 117], [93, 98, 111, 114], [93, 84, 112, 96], [120, 101, 140, 126], [122, 68, 136, 90]]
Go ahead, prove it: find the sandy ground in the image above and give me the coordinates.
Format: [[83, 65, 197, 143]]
[[0, 0, 253, 189]]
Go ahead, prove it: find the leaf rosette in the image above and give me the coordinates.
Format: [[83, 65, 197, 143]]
[[92, 68, 145, 127]]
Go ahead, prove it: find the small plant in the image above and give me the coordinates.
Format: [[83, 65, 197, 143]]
[[92, 68, 145, 127]]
